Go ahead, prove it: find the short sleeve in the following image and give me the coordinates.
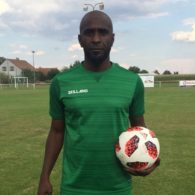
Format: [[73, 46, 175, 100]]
[[49, 77, 64, 119], [129, 76, 145, 117]]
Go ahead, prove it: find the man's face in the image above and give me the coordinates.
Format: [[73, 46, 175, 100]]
[[79, 14, 114, 64]]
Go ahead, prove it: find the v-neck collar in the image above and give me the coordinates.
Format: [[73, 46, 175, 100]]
[[80, 62, 115, 82]]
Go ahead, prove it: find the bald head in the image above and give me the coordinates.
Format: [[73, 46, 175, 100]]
[[80, 11, 113, 33], [78, 10, 114, 67]]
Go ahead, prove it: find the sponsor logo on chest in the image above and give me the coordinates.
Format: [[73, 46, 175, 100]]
[[68, 89, 88, 95]]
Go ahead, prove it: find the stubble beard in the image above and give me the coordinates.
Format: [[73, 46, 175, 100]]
[[84, 48, 111, 66]]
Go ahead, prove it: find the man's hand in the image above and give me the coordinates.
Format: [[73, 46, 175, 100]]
[[37, 177, 52, 195], [125, 158, 160, 177], [37, 119, 64, 195]]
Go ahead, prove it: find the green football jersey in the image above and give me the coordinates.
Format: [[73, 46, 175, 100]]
[[49, 63, 145, 195]]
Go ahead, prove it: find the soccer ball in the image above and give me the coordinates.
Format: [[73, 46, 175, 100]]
[[115, 126, 160, 170]]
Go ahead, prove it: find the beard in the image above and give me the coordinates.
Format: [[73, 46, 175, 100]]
[[84, 47, 111, 66]]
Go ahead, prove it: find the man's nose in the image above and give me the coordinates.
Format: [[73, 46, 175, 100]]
[[92, 32, 101, 43]]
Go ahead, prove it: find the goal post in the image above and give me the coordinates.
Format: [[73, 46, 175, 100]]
[[13, 77, 29, 88]]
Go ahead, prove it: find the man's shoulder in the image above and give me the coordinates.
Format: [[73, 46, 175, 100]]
[[113, 63, 140, 79], [54, 64, 82, 80]]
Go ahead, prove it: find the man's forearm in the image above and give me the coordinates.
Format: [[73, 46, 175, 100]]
[[40, 129, 64, 179]]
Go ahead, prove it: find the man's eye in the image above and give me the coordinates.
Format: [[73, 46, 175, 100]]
[[99, 29, 109, 35], [83, 29, 109, 36], [84, 30, 93, 36]]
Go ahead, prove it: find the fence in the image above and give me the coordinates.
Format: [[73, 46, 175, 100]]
[[0, 82, 50, 89], [0, 80, 194, 89], [154, 80, 179, 88]]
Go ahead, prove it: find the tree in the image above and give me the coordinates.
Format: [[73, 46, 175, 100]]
[[154, 70, 160, 75], [0, 72, 10, 84], [70, 60, 81, 68], [0, 57, 6, 65], [62, 60, 81, 72], [22, 69, 35, 82], [36, 71, 46, 81], [163, 70, 172, 75], [61, 66, 70, 72], [128, 66, 140, 73], [47, 69, 60, 80], [139, 69, 148, 73]]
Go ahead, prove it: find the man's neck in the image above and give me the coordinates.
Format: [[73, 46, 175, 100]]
[[83, 58, 112, 72]]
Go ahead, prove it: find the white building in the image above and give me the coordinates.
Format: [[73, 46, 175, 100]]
[[139, 74, 155, 88], [0, 58, 35, 77]]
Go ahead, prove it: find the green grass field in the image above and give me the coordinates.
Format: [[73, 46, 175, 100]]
[[0, 86, 195, 195]]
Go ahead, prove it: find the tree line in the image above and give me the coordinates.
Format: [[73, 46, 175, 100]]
[[0, 57, 179, 84], [61, 61, 176, 75]]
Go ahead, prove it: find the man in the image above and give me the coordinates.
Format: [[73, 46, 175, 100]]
[[38, 11, 160, 195]]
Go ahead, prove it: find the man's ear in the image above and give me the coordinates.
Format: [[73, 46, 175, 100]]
[[111, 33, 115, 46], [78, 34, 83, 48]]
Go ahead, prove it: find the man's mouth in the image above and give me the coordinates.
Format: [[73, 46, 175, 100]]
[[90, 47, 104, 51], [90, 48, 104, 53]]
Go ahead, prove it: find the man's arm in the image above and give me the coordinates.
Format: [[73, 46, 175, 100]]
[[129, 115, 145, 127], [37, 119, 64, 195], [127, 115, 160, 176]]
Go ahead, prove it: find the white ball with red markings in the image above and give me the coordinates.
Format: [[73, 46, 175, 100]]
[[115, 126, 160, 170]]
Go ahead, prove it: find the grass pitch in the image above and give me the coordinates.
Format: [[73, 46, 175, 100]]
[[0, 86, 195, 195]]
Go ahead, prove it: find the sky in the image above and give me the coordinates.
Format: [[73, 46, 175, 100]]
[[0, 0, 195, 74]]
